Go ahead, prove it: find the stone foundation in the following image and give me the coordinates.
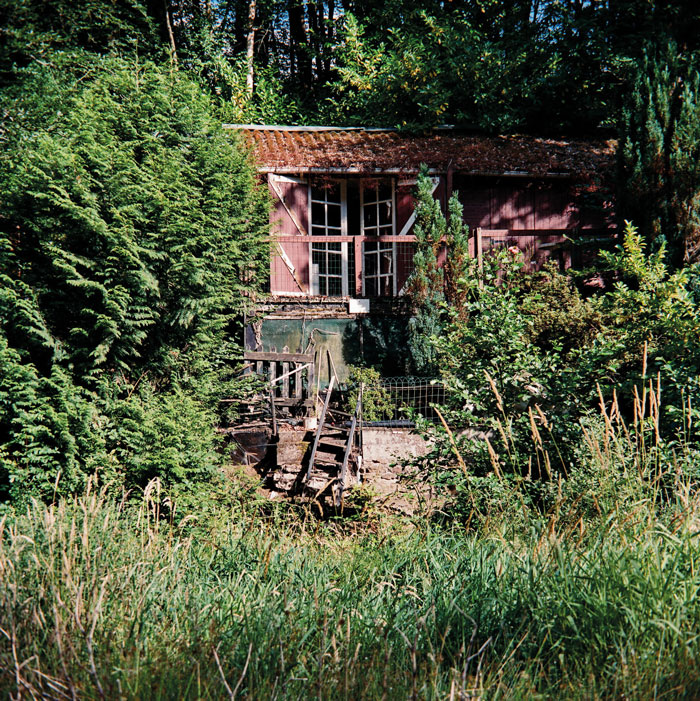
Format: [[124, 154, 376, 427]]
[[232, 424, 433, 509]]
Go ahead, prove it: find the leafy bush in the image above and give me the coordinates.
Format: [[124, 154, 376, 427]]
[[413, 221, 700, 523], [344, 365, 392, 422], [0, 53, 269, 503]]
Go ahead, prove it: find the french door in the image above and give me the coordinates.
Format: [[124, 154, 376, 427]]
[[309, 180, 349, 296]]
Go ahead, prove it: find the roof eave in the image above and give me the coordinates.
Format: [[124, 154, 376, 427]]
[[258, 166, 575, 179]]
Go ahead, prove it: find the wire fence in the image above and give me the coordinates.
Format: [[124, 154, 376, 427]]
[[366, 376, 446, 425]]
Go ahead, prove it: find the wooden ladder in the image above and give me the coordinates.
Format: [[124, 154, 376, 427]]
[[302, 379, 363, 506]]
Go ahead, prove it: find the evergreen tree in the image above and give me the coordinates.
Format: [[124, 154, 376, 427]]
[[0, 53, 270, 502], [619, 45, 700, 266], [406, 170, 471, 374]]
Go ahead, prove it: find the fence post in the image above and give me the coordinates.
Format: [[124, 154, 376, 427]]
[[475, 227, 483, 289]]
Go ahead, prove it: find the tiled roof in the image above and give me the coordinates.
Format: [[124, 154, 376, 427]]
[[226, 125, 616, 179]]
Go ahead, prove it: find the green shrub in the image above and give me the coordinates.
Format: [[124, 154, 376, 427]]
[[345, 365, 392, 422], [0, 53, 269, 502]]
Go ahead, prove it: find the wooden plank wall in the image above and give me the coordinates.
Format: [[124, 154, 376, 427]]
[[458, 177, 583, 230], [270, 177, 309, 236]]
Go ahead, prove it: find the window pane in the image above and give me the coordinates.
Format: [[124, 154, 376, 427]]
[[319, 277, 327, 295], [328, 257, 341, 277], [380, 251, 393, 274], [328, 276, 342, 296], [380, 276, 392, 296], [365, 278, 377, 297], [379, 225, 393, 237], [364, 205, 377, 228], [311, 186, 325, 201], [312, 249, 326, 274], [328, 241, 341, 252], [379, 201, 392, 225], [365, 252, 377, 276], [326, 183, 340, 203], [312, 202, 325, 226], [312, 226, 326, 236], [378, 182, 391, 201], [327, 204, 341, 228], [364, 241, 377, 253]]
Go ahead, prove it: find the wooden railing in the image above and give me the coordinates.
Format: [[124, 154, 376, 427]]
[[244, 350, 315, 418], [271, 228, 614, 297]]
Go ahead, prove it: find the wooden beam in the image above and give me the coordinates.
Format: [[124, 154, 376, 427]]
[[336, 386, 362, 507], [475, 226, 483, 289], [269, 362, 311, 386], [304, 376, 335, 485], [245, 351, 314, 363], [272, 398, 315, 407]]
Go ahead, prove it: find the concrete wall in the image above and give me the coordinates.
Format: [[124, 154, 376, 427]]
[[359, 427, 432, 510]]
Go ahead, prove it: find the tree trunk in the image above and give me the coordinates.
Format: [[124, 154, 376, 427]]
[[246, 0, 257, 96], [164, 0, 178, 66], [289, 0, 312, 88]]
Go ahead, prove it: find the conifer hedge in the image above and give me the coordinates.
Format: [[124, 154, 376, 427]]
[[0, 53, 269, 504]]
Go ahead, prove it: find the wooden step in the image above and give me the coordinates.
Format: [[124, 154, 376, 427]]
[[312, 458, 342, 469], [319, 437, 346, 449]]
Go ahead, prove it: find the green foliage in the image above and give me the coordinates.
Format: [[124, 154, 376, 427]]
[[4, 480, 700, 698], [619, 45, 700, 265], [415, 221, 700, 522], [518, 262, 603, 356], [0, 53, 270, 503], [0, 0, 160, 85], [344, 365, 392, 422], [406, 172, 445, 374], [325, 12, 480, 129], [587, 222, 700, 433], [406, 169, 472, 375]]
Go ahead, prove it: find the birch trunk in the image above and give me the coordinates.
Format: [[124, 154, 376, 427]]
[[246, 0, 257, 96]]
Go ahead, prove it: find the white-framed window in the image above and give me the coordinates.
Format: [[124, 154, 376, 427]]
[[309, 180, 349, 296], [361, 180, 394, 236], [306, 178, 398, 297], [361, 179, 397, 296]]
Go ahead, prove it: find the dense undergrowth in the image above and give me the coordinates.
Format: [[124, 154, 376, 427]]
[[2, 426, 700, 701], [5, 191, 700, 698]]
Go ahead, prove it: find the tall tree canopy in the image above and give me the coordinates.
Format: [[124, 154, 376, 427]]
[[618, 45, 700, 264], [4, 0, 700, 133]]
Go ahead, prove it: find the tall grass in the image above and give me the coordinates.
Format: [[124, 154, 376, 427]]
[[3, 382, 700, 698]]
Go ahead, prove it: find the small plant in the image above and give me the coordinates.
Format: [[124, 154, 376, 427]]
[[345, 365, 392, 422]]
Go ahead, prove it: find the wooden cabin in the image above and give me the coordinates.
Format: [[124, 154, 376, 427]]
[[229, 125, 615, 302], [230, 125, 616, 381], [229, 126, 616, 500]]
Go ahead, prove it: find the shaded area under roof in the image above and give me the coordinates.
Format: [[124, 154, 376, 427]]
[[226, 125, 616, 179]]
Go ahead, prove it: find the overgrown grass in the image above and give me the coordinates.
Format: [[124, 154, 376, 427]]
[[2, 450, 700, 700]]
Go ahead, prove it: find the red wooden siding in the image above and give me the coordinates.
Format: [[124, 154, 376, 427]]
[[271, 238, 310, 293], [267, 173, 613, 297], [395, 180, 415, 234], [455, 176, 608, 234]]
